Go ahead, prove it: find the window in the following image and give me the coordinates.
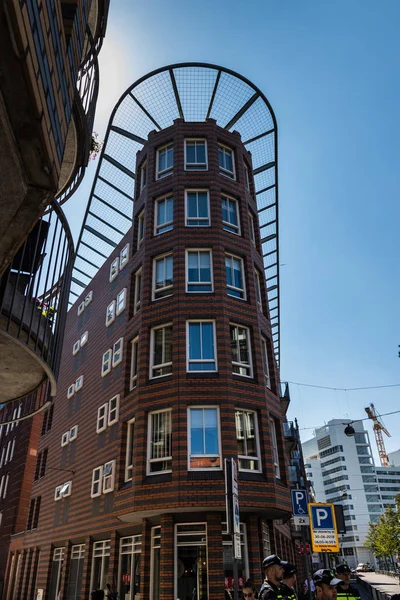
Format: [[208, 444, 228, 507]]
[[133, 268, 142, 314], [154, 195, 173, 235], [0, 473, 9, 498], [222, 523, 249, 593], [41, 405, 54, 435], [97, 396, 120, 433], [91, 541, 110, 593], [248, 212, 256, 245], [150, 324, 173, 379], [48, 548, 64, 600], [91, 461, 116, 497], [225, 254, 246, 299], [153, 254, 173, 300], [187, 321, 217, 372], [270, 417, 280, 478], [244, 163, 250, 189], [130, 337, 139, 390], [116, 288, 127, 315], [110, 258, 119, 282], [106, 300, 116, 326], [75, 376, 84, 391], [235, 409, 261, 472], [156, 143, 173, 178], [34, 448, 48, 480], [150, 527, 161, 600], [120, 243, 130, 270], [73, 340, 80, 355], [218, 144, 235, 179], [67, 544, 85, 600], [119, 535, 141, 600], [140, 160, 147, 191], [0, 447, 5, 469], [27, 497, 39, 530], [175, 524, 208, 600], [61, 431, 69, 447], [69, 425, 78, 441], [185, 139, 207, 170], [188, 407, 221, 470], [113, 338, 123, 367], [222, 195, 240, 234], [77, 301, 85, 316], [102, 349, 112, 376], [81, 331, 88, 346], [67, 384, 75, 398], [9, 437, 15, 461], [97, 404, 108, 433], [137, 210, 145, 247], [230, 324, 253, 377], [125, 419, 135, 482], [147, 409, 172, 474], [261, 337, 271, 388], [54, 481, 72, 501], [85, 291, 93, 306], [185, 190, 210, 227], [186, 250, 213, 293]]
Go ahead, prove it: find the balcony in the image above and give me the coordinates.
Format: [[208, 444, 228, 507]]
[[283, 420, 299, 453], [280, 381, 291, 415], [0, 201, 74, 407]]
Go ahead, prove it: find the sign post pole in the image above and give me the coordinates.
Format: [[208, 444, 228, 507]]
[[225, 458, 240, 600]]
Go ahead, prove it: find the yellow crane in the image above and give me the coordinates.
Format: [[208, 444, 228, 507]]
[[365, 403, 391, 467]]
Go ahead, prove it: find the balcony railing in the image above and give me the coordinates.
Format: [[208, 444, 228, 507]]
[[0, 200, 74, 407]]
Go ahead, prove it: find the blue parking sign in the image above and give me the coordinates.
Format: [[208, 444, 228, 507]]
[[308, 503, 339, 552], [291, 489, 308, 516], [310, 504, 334, 529]]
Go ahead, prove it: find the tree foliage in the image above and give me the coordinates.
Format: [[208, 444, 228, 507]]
[[365, 496, 400, 559]]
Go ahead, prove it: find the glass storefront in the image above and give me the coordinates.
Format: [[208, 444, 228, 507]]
[[176, 524, 208, 600], [119, 535, 142, 600]]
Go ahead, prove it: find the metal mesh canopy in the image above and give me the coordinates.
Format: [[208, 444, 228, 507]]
[[70, 63, 281, 363]]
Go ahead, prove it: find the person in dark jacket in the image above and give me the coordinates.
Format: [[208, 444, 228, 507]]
[[259, 555, 286, 600], [280, 563, 297, 600], [335, 565, 360, 600]]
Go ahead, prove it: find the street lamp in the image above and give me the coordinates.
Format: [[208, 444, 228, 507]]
[[344, 424, 355, 436]]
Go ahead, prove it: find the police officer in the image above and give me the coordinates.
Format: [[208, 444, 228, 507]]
[[259, 554, 286, 600], [313, 569, 342, 600], [280, 563, 298, 600], [335, 565, 360, 600]]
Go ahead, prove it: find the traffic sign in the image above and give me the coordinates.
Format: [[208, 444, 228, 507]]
[[308, 503, 339, 553], [291, 489, 310, 526]]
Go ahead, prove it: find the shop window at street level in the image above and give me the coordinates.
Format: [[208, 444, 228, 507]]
[[90, 541, 111, 592], [48, 548, 64, 600], [150, 527, 161, 600], [222, 522, 249, 593], [188, 406, 221, 470], [119, 535, 141, 600], [175, 524, 208, 600], [185, 139, 208, 170], [67, 545, 85, 600]]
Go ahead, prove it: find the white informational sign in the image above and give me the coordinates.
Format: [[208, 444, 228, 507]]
[[293, 515, 309, 526], [232, 458, 241, 559], [234, 533, 242, 560], [36, 590, 44, 600]]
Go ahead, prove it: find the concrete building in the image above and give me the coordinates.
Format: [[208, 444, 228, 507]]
[[388, 449, 400, 467], [376, 465, 400, 508], [4, 64, 302, 600]]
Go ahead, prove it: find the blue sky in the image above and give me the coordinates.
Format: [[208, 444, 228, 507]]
[[64, 0, 400, 460]]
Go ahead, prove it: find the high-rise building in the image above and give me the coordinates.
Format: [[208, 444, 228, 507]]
[[3, 64, 300, 600], [388, 449, 400, 467]]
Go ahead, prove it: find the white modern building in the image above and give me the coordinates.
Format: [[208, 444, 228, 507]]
[[388, 449, 400, 467]]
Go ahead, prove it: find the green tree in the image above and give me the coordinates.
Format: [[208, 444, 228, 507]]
[[366, 503, 400, 568]]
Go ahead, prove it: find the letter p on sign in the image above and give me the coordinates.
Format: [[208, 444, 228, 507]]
[[316, 508, 328, 527]]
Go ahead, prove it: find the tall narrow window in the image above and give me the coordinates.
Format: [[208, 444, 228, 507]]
[[125, 418, 135, 482], [218, 144, 235, 179], [106, 300, 116, 327], [112, 338, 123, 367], [261, 337, 271, 389], [140, 160, 147, 191], [150, 324, 173, 379], [254, 270, 263, 309], [269, 417, 281, 478], [153, 253, 173, 300], [130, 337, 139, 390], [155, 195, 174, 235], [91, 541, 111, 593], [188, 407, 221, 470], [235, 409, 261, 472], [156, 143, 174, 179], [119, 535, 141, 600], [147, 409, 172, 474], [110, 258, 119, 282], [48, 548, 64, 600], [102, 349, 112, 377], [225, 254, 246, 299], [116, 288, 127, 315], [185, 139, 207, 170], [230, 324, 253, 378], [150, 527, 161, 600], [222, 195, 240, 234], [186, 250, 213, 293], [248, 212, 256, 245], [134, 268, 142, 314], [244, 163, 250, 189], [81, 330, 89, 346], [185, 190, 210, 227], [120, 244, 130, 270], [137, 210, 145, 248], [66, 545, 85, 600], [187, 321, 217, 372]]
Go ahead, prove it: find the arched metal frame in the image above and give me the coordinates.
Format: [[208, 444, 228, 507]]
[[69, 63, 281, 363]]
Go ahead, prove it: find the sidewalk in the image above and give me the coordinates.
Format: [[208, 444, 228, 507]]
[[357, 572, 400, 599]]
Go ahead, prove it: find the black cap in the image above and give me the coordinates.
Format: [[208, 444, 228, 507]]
[[336, 564, 351, 574], [262, 555, 285, 569], [313, 569, 342, 586], [283, 563, 297, 578]]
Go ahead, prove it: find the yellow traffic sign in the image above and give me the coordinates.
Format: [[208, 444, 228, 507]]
[[308, 503, 339, 553]]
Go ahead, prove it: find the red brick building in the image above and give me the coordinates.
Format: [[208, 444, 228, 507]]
[[4, 64, 303, 600]]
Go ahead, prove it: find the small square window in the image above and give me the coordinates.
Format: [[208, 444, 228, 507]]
[[137, 210, 145, 248], [72, 340, 80, 355], [153, 254, 173, 300], [134, 268, 142, 314], [222, 195, 240, 235], [77, 302, 85, 316], [85, 291, 93, 306], [61, 432, 69, 447], [60, 481, 72, 498], [108, 395, 119, 425], [218, 144, 235, 179], [116, 289, 127, 315], [112, 338, 123, 367], [110, 258, 119, 282], [120, 244, 129, 270], [106, 300, 116, 327], [75, 376, 84, 391], [102, 350, 112, 377], [67, 384, 75, 399], [225, 254, 246, 299], [185, 139, 207, 170], [97, 404, 108, 433], [130, 337, 139, 390], [186, 250, 213, 293], [80, 331, 89, 346], [69, 425, 78, 441], [154, 196, 173, 235], [185, 190, 210, 227], [156, 143, 174, 179]]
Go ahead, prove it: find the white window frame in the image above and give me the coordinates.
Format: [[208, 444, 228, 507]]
[[106, 300, 116, 327], [140, 160, 147, 191], [152, 253, 173, 300], [225, 254, 246, 300], [270, 417, 281, 478], [116, 288, 127, 315], [184, 138, 208, 171], [72, 340, 80, 355], [103, 460, 116, 493], [97, 403, 108, 433], [230, 323, 253, 378], [9, 438, 16, 461], [54, 481, 72, 501], [120, 243, 130, 270], [187, 406, 222, 471], [147, 408, 172, 475], [222, 194, 240, 235], [218, 143, 236, 179], [186, 320, 217, 373], [75, 375, 84, 391], [175, 523, 209, 600], [156, 143, 174, 179], [81, 330, 89, 346], [112, 337, 123, 367], [125, 418, 135, 482], [248, 212, 256, 245], [91, 541, 111, 592], [102, 349, 112, 377], [91, 466, 103, 498], [185, 189, 210, 227], [149, 323, 173, 379], [67, 384, 75, 398], [134, 268, 142, 314], [235, 409, 261, 473], [77, 301, 85, 316], [85, 291, 93, 306], [0, 447, 5, 469], [185, 249, 213, 293], [69, 425, 78, 441], [154, 194, 174, 235], [5, 440, 11, 463], [261, 337, 271, 389], [61, 431, 69, 447], [130, 337, 139, 390], [150, 527, 161, 600], [244, 162, 250, 189], [110, 258, 119, 282], [254, 270, 263, 309], [137, 210, 145, 248], [108, 395, 120, 425]]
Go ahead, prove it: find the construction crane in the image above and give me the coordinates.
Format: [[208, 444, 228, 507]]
[[365, 403, 391, 467]]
